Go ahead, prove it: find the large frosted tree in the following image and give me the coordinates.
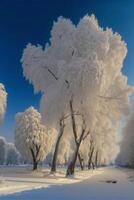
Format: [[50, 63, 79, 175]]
[[15, 107, 56, 170], [21, 14, 133, 175]]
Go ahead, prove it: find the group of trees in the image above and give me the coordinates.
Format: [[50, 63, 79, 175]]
[[0, 15, 133, 174], [21, 14, 133, 175]]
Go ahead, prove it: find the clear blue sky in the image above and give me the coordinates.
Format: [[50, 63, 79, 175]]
[[0, 0, 134, 141]]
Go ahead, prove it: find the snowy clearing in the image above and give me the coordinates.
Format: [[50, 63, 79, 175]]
[[0, 166, 102, 196], [0, 167, 134, 199]]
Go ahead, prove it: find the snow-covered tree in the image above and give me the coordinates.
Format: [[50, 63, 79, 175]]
[[21, 15, 133, 175], [0, 83, 7, 123], [0, 137, 7, 165], [6, 143, 20, 165], [15, 107, 56, 170], [116, 103, 134, 168], [0, 84, 7, 165]]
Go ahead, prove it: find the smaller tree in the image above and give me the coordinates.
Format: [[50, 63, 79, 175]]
[[0, 137, 6, 165], [6, 143, 20, 165], [117, 106, 134, 168], [0, 83, 7, 123], [15, 107, 55, 170]]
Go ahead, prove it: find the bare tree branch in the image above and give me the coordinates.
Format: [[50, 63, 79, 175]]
[[47, 68, 59, 80], [83, 130, 90, 141]]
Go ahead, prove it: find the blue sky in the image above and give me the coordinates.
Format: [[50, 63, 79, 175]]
[[0, 0, 134, 141]]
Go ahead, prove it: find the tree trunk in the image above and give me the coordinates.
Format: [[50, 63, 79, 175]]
[[66, 128, 85, 176], [88, 146, 94, 169], [30, 148, 38, 171], [66, 143, 80, 176], [78, 153, 84, 170], [66, 98, 87, 176], [33, 161, 38, 170], [51, 131, 63, 173], [92, 161, 95, 169], [51, 119, 65, 173], [95, 150, 99, 168]]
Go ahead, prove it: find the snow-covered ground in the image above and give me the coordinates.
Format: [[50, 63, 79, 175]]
[[0, 166, 134, 199], [0, 166, 102, 196]]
